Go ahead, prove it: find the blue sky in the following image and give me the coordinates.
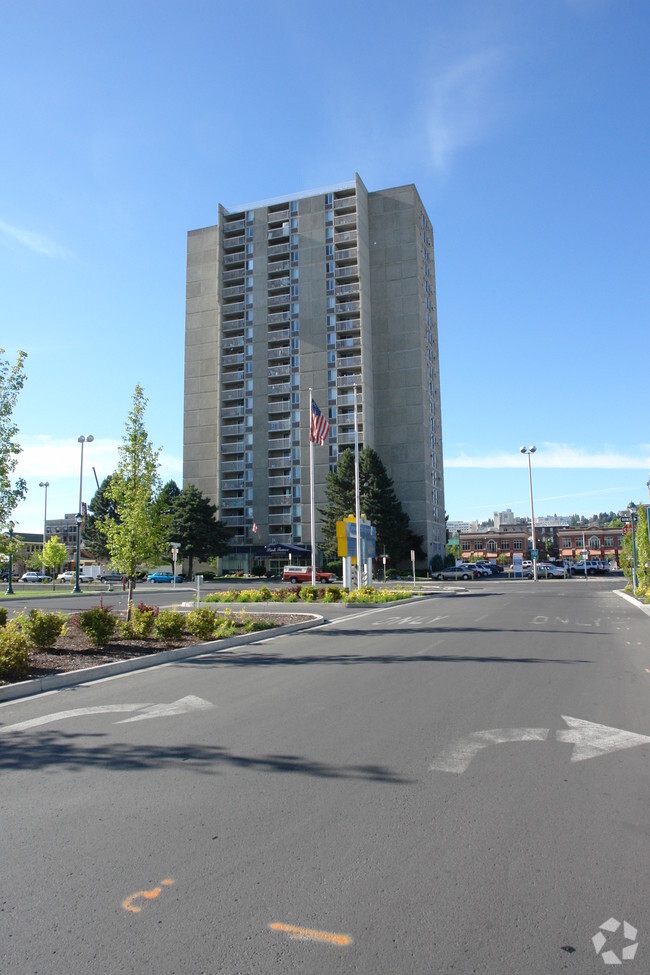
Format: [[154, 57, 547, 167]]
[[2, 0, 649, 535]]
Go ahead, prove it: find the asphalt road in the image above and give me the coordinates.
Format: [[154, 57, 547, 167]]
[[1, 580, 648, 974]]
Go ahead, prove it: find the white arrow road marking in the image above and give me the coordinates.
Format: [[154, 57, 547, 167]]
[[429, 728, 550, 774], [115, 695, 214, 723], [0, 704, 149, 734], [556, 715, 650, 762], [0, 697, 214, 734]]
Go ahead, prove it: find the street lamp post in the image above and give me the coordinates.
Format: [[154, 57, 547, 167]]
[[5, 521, 15, 595], [39, 480, 49, 575], [73, 435, 94, 594], [628, 502, 638, 596], [520, 445, 538, 581]]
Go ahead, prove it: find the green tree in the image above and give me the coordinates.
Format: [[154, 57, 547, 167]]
[[103, 386, 164, 614], [42, 536, 69, 588], [85, 475, 120, 561], [166, 483, 231, 579], [0, 348, 28, 530], [636, 504, 649, 593], [319, 447, 415, 565]]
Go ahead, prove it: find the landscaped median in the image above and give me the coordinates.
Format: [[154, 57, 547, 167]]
[[202, 583, 416, 605], [0, 603, 321, 701]]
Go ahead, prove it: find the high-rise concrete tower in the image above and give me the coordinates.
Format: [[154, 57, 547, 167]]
[[183, 173, 445, 567]]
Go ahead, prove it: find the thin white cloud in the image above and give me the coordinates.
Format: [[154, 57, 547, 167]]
[[426, 49, 508, 171], [16, 435, 182, 482], [0, 218, 71, 259], [445, 443, 650, 470]]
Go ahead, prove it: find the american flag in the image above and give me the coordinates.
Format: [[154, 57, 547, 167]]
[[310, 398, 330, 446]]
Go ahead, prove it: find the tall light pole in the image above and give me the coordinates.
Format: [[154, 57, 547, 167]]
[[39, 480, 49, 575], [628, 502, 638, 596], [520, 445, 538, 581], [5, 521, 15, 595], [73, 435, 94, 594]]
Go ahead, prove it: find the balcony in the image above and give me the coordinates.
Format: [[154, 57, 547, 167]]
[[222, 335, 245, 351], [222, 352, 244, 367], [268, 381, 291, 395], [268, 242, 290, 257], [269, 418, 291, 433], [222, 516, 246, 528], [221, 369, 244, 383], [336, 317, 361, 333], [336, 300, 360, 314], [222, 300, 245, 314], [268, 346, 290, 362], [268, 207, 290, 222], [335, 264, 358, 280], [268, 512, 292, 525], [336, 282, 359, 298], [268, 310, 291, 325], [223, 267, 245, 283], [337, 373, 361, 388], [333, 193, 356, 212], [334, 213, 357, 229], [221, 460, 244, 473], [268, 259, 290, 274], [334, 230, 357, 245], [268, 476, 292, 488], [267, 327, 290, 343], [268, 494, 291, 506], [223, 218, 245, 233], [268, 364, 291, 380], [223, 284, 245, 300], [268, 456, 291, 470], [220, 498, 245, 509], [268, 225, 289, 241], [268, 293, 290, 308], [222, 388, 245, 402], [267, 275, 290, 292], [337, 354, 361, 369], [268, 398, 290, 414], [222, 316, 244, 332], [334, 246, 358, 263], [336, 337, 360, 352], [223, 235, 245, 250], [224, 252, 245, 266], [221, 405, 244, 419], [268, 436, 292, 450], [221, 479, 244, 491], [221, 423, 245, 437], [337, 391, 361, 406], [221, 442, 245, 455]]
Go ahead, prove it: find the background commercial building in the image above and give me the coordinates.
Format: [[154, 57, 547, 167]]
[[183, 174, 445, 568]]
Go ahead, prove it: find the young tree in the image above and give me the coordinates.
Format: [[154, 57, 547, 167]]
[[0, 348, 28, 530], [42, 536, 69, 588], [166, 483, 231, 578], [103, 386, 164, 614]]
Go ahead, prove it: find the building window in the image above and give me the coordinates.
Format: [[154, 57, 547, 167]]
[[513, 540, 522, 550], [462, 541, 471, 551], [501, 540, 510, 550]]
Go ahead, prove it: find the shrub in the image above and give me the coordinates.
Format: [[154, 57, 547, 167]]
[[185, 607, 218, 641], [214, 618, 238, 638], [0, 607, 7, 628], [299, 585, 318, 602], [0, 621, 31, 679], [153, 608, 187, 640], [258, 585, 272, 601], [128, 603, 158, 638], [322, 585, 343, 603], [22, 609, 67, 650], [77, 606, 117, 647]]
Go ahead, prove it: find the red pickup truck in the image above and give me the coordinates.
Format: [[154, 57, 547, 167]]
[[282, 566, 334, 584]]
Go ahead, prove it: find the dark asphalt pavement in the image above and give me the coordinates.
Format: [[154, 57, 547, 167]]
[[1, 580, 648, 974]]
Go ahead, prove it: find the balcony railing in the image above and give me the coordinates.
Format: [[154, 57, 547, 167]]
[[336, 337, 361, 351], [268, 476, 292, 488], [268, 276, 290, 291], [220, 498, 245, 509], [337, 354, 361, 369], [223, 267, 245, 283], [222, 336, 245, 351], [268, 327, 291, 342], [223, 235, 245, 250], [334, 213, 357, 228], [336, 317, 361, 333], [221, 479, 244, 491], [337, 373, 361, 387], [222, 388, 245, 402], [221, 405, 244, 419], [335, 246, 358, 262], [221, 369, 244, 383], [268, 259, 290, 274], [221, 423, 245, 437], [337, 391, 362, 406], [220, 460, 244, 473], [221, 442, 245, 455], [222, 318, 245, 332], [268, 494, 291, 506], [268, 311, 291, 325], [336, 300, 360, 313], [268, 242, 290, 257], [222, 352, 244, 367], [268, 399, 290, 414], [268, 346, 290, 362], [268, 364, 290, 379], [224, 252, 245, 266], [268, 457, 291, 470], [268, 381, 291, 395], [268, 207, 289, 222], [268, 436, 292, 449], [268, 293, 290, 308], [268, 226, 289, 241], [222, 300, 245, 314], [223, 218, 245, 233], [268, 512, 292, 524], [223, 284, 245, 299], [269, 419, 291, 433], [334, 230, 357, 245], [336, 282, 359, 297], [335, 264, 358, 280]]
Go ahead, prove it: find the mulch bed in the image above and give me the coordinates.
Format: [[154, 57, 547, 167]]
[[1, 612, 315, 685]]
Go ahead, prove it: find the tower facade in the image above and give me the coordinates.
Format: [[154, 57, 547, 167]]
[[183, 174, 445, 566]]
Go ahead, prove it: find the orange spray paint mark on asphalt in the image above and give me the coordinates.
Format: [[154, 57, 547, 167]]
[[122, 878, 174, 913], [269, 921, 352, 945]]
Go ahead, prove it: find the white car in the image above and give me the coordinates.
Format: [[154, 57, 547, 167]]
[[20, 572, 51, 583], [537, 562, 565, 578], [56, 570, 76, 582]]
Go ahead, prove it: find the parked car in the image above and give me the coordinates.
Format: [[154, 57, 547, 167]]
[[570, 560, 599, 576], [474, 561, 494, 576], [56, 570, 94, 583], [282, 566, 334, 584], [433, 564, 478, 581], [20, 572, 51, 583], [147, 571, 183, 583], [537, 562, 566, 578], [99, 571, 126, 583]]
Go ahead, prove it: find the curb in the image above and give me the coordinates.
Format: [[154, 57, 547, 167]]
[[614, 589, 650, 617], [0, 613, 323, 704]]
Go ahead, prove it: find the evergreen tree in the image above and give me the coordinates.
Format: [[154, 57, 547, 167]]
[[85, 476, 119, 561], [167, 483, 231, 578], [319, 446, 415, 564]]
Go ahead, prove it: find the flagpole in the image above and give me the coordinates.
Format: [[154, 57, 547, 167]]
[[309, 388, 316, 586], [354, 382, 361, 589]]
